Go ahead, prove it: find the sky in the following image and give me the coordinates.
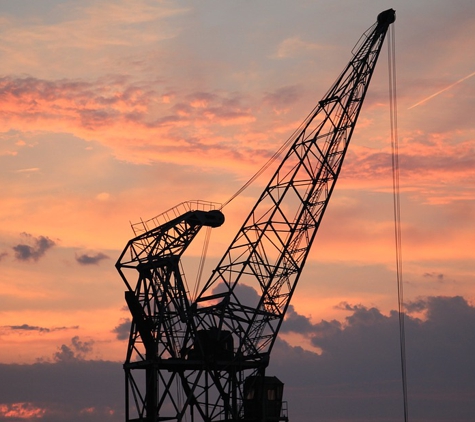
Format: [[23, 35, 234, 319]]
[[0, 0, 474, 421]]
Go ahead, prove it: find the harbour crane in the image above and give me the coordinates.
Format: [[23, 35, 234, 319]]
[[116, 9, 396, 422]]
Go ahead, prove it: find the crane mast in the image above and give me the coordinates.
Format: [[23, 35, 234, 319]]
[[116, 9, 395, 422]]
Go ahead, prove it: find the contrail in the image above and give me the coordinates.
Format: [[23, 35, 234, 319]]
[[408, 70, 475, 109]]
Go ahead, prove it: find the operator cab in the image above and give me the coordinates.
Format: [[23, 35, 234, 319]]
[[243, 375, 288, 422]]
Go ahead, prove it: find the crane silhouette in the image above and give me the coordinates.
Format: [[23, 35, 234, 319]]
[[116, 9, 396, 422]]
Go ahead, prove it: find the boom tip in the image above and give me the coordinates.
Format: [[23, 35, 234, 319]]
[[377, 8, 396, 27]]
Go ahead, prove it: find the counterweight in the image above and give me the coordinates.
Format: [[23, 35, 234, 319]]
[[116, 9, 395, 422]]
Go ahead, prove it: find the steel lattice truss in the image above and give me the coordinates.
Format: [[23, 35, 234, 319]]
[[116, 9, 395, 422]]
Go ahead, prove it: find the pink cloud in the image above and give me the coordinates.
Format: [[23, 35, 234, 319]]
[[0, 402, 46, 419], [1, 70, 473, 202], [0, 76, 265, 170], [337, 130, 475, 204]]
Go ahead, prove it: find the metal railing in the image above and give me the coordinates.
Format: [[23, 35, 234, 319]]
[[130, 200, 222, 236]]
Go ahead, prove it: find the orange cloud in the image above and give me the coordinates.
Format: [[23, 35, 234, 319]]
[[337, 130, 475, 204], [3, 72, 472, 205], [0, 402, 46, 419], [0, 76, 266, 171]]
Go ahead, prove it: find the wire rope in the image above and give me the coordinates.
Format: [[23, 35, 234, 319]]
[[220, 106, 319, 210], [388, 23, 409, 422], [194, 105, 319, 290], [194, 225, 212, 301], [195, 101, 317, 292]]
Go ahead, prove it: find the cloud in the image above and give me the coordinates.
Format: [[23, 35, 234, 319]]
[[54, 345, 77, 364], [336, 132, 475, 204], [271, 295, 475, 421], [263, 85, 304, 114], [0, 0, 188, 81], [53, 336, 95, 363], [0, 360, 123, 422], [211, 281, 261, 309], [0, 75, 151, 128], [281, 296, 475, 367], [12, 233, 55, 262], [408, 71, 475, 110], [0, 402, 46, 419], [14, 167, 40, 174], [3, 324, 77, 334], [112, 319, 131, 341], [0, 295, 473, 422], [0, 75, 266, 171], [1, 61, 472, 197], [273, 36, 327, 59], [76, 252, 110, 266], [423, 272, 444, 281], [280, 304, 316, 334]]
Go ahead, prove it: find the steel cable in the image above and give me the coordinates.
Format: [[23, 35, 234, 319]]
[[220, 106, 319, 210], [388, 23, 409, 422], [195, 105, 319, 291], [194, 225, 212, 301]]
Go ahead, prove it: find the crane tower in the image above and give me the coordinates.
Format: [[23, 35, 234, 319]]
[[116, 9, 395, 422]]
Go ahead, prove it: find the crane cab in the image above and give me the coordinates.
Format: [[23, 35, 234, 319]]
[[187, 328, 234, 362], [243, 376, 287, 422]]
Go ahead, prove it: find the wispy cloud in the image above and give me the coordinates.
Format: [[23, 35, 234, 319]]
[[2, 324, 79, 334], [408, 71, 475, 109], [339, 135, 475, 204], [273, 36, 327, 59], [14, 167, 40, 174], [0, 76, 265, 169], [263, 85, 304, 114], [0, 0, 188, 79]]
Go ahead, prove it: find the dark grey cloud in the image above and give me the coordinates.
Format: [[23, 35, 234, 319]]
[[8, 323, 50, 332], [212, 281, 261, 309], [280, 304, 316, 334], [0, 360, 123, 422], [112, 318, 131, 341], [76, 252, 110, 265], [12, 233, 55, 261], [71, 336, 94, 355], [53, 336, 94, 363], [272, 295, 475, 421], [54, 344, 76, 363], [0, 296, 473, 422], [3, 324, 77, 333]]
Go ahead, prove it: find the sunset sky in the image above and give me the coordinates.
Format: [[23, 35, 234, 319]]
[[1, 0, 474, 421]]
